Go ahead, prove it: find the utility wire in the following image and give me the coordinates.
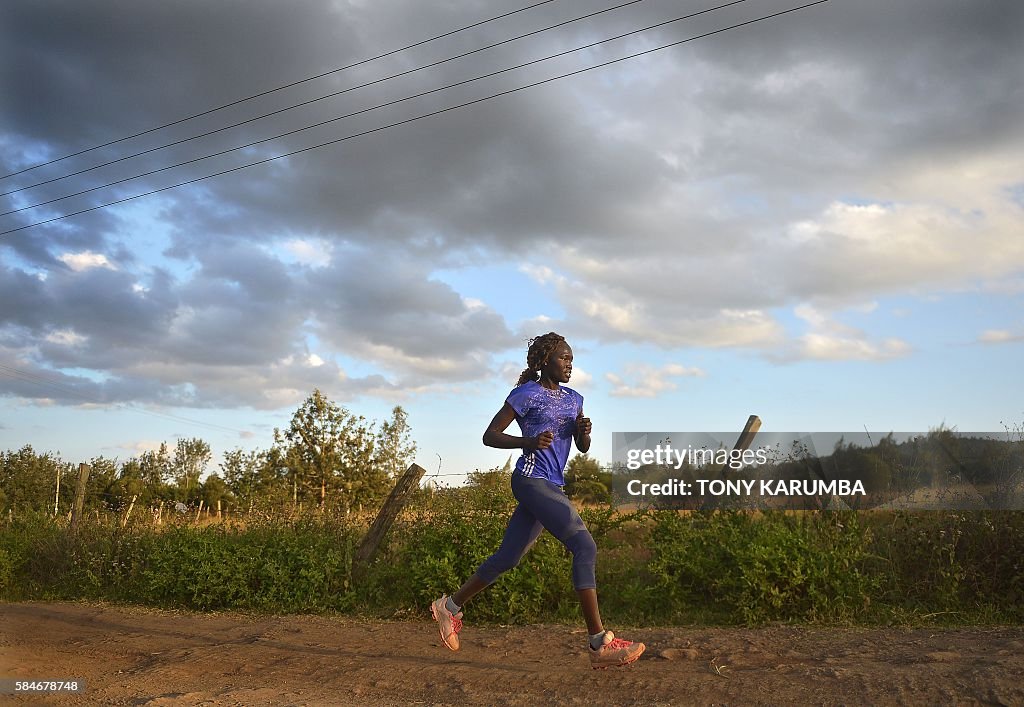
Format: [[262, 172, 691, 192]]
[[1, 0, 746, 218], [0, 362, 250, 436], [0, 0, 745, 217], [0, 0, 829, 238], [1, 0, 655, 199], [0, 0, 561, 181]]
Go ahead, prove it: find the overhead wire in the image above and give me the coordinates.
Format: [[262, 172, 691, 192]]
[[0, 0, 563, 181], [0, 0, 829, 238], [1, 0, 744, 218], [0, 0, 656, 200]]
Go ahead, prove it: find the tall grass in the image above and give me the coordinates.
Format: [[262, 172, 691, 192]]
[[2, 498, 1022, 626]]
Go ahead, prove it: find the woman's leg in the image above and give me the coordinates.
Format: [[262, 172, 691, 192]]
[[510, 475, 602, 632], [577, 588, 603, 636], [453, 501, 544, 606]]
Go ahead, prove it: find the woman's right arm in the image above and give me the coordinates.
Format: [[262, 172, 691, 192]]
[[482, 403, 551, 450]]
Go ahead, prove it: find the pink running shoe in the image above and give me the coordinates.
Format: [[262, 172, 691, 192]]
[[589, 630, 645, 669], [430, 595, 463, 651]]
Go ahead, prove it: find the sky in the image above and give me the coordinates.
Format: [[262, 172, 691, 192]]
[[1, 0, 1022, 484]]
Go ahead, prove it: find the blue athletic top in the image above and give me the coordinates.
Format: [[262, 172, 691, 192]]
[[506, 380, 583, 486]]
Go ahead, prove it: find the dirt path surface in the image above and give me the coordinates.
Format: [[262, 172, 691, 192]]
[[2, 602, 1022, 706]]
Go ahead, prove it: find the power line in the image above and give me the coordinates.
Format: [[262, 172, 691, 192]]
[[0, 0, 827, 238], [0, 362, 251, 436], [2, 0, 746, 219], [1, 0, 654, 200], [0, 0, 562, 181]]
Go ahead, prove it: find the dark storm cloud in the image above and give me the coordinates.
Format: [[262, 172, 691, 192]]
[[2, 0, 1022, 404], [307, 246, 518, 377], [3, 0, 1021, 250]]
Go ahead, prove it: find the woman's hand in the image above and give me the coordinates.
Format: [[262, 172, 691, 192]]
[[575, 409, 592, 438], [574, 408, 592, 452], [527, 430, 555, 451]]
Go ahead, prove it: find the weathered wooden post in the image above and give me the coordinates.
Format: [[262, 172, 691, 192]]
[[53, 465, 61, 517], [70, 463, 91, 533], [121, 495, 138, 528], [354, 463, 426, 570], [699, 415, 762, 511]]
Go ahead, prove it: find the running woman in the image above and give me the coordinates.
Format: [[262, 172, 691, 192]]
[[431, 332, 645, 669]]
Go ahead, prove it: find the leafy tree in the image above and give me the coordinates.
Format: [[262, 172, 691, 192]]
[[565, 453, 611, 505], [375, 405, 418, 481], [138, 443, 172, 487], [200, 473, 233, 512], [172, 437, 211, 500], [84, 455, 121, 510], [111, 458, 152, 509], [280, 389, 380, 511], [0, 445, 71, 514], [221, 448, 285, 511]]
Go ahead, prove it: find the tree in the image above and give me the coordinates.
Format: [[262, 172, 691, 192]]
[[375, 405, 418, 481], [84, 455, 120, 510], [221, 448, 284, 511], [172, 437, 211, 500], [0, 445, 71, 514], [280, 389, 379, 511], [565, 453, 611, 505], [137, 443, 172, 488], [112, 458, 152, 509], [200, 474, 233, 512]]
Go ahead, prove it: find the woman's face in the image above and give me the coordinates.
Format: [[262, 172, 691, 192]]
[[541, 342, 573, 384]]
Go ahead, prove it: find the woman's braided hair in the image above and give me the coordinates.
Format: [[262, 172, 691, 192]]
[[516, 332, 566, 386]]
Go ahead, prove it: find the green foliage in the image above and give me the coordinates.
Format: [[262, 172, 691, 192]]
[[1, 501, 1021, 626], [0, 446, 72, 514], [375, 406, 418, 482], [1, 511, 359, 611], [868, 511, 1024, 616], [564, 453, 611, 504], [172, 438, 212, 499], [276, 388, 382, 511]]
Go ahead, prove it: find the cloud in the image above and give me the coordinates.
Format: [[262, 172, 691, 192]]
[[605, 363, 705, 398], [794, 333, 911, 362], [773, 304, 912, 362], [0, 238, 519, 409], [281, 239, 332, 268], [1, 0, 1021, 413], [567, 366, 592, 389], [978, 329, 1024, 345], [44, 329, 87, 347], [58, 251, 116, 272], [306, 246, 518, 380], [114, 440, 166, 455]]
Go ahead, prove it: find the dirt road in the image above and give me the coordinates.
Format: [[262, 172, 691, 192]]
[[2, 602, 1022, 705]]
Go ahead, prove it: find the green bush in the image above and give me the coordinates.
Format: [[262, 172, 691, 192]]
[[646, 511, 878, 624], [867, 511, 1024, 621], [1, 504, 1022, 626]]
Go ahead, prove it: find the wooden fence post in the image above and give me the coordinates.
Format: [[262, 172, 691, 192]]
[[53, 465, 61, 517], [121, 495, 138, 528], [354, 463, 426, 569], [699, 415, 761, 511], [70, 463, 91, 533]]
